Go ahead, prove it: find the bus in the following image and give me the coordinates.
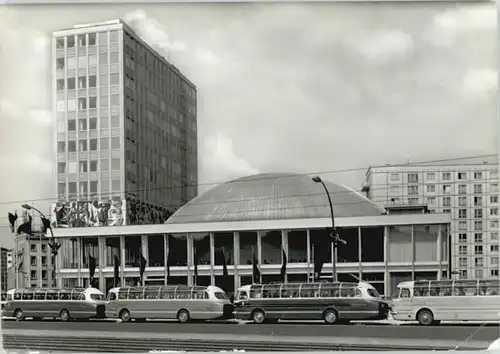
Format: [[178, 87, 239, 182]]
[[391, 279, 500, 325], [3, 287, 106, 322], [106, 285, 234, 323], [233, 281, 389, 324]]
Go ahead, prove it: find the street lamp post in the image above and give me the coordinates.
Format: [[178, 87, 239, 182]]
[[21, 204, 59, 288], [312, 176, 345, 282]]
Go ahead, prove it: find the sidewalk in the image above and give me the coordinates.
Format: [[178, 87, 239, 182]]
[[1, 328, 491, 350]]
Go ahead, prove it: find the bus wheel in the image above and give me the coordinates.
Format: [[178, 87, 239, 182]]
[[177, 309, 190, 323], [252, 309, 266, 324], [323, 309, 338, 324], [119, 309, 131, 322], [14, 309, 24, 321], [417, 309, 434, 326], [60, 309, 70, 322]]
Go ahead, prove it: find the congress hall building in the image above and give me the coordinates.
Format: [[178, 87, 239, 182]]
[[51, 173, 451, 296]]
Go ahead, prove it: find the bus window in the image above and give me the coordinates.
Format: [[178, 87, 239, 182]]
[[118, 289, 129, 299], [400, 288, 411, 298], [250, 285, 262, 299], [129, 289, 144, 300], [281, 284, 300, 298], [340, 285, 357, 298], [320, 283, 339, 297], [176, 290, 191, 300], [22, 291, 34, 300], [6, 294, 12, 301], [46, 290, 58, 300], [456, 285, 478, 296], [90, 294, 104, 301], [160, 289, 174, 299], [72, 292, 84, 300], [34, 291, 46, 300], [1, 294, 6, 302], [299, 283, 319, 298], [59, 290, 71, 300], [144, 288, 160, 299], [14, 291, 22, 300], [262, 284, 281, 298], [413, 285, 429, 297], [108, 292, 117, 300]]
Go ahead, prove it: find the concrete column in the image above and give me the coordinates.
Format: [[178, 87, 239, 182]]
[[186, 234, 192, 286], [233, 232, 240, 289], [383, 226, 389, 296], [164, 234, 168, 285], [98, 236, 105, 292], [411, 225, 415, 280], [437, 224, 442, 280], [210, 233, 215, 285], [120, 235, 125, 285], [358, 227, 363, 280], [141, 235, 148, 286], [306, 229, 311, 282]]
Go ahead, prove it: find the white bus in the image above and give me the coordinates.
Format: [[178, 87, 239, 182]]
[[234, 281, 389, 324], [391, 279, 500, 325], [106, 285, 234, 323], [3, 287, 106, 321]]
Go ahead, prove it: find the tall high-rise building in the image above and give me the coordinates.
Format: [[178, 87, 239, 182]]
[[362, 159, 499, 279], [1, 247, 9, 292], [52, 19, 198, 227]]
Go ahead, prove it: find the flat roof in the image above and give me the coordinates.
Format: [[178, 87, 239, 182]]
[[52, 212, 451, 238]]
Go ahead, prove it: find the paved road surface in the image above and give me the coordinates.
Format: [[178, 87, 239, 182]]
[[3, 320, 499, 342]]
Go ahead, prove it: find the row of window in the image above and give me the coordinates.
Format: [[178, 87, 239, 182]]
[[29, 270, 48, 281], [55, 31, 119, 49], [400, 183, 498, 195], [457, 255, 499, 267], [390, 171, 498, 183], [56, 138, 121, 154], [455, 220, 498, 231], [457, 232, 499, 242], [458, 244, 499, 255], [55, 52, 120, 71], [56, 95, 121, 112], [56, 73, 120, 91], [58, 180, 121, 196]]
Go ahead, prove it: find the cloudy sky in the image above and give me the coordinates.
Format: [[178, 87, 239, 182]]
[[0, 2, 497, 247]]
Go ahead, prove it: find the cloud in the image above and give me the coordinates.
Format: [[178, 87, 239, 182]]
[[123, 9, 187, 53], [424, 6, 497, 47], [354, 30, 413, 64], [200, 132, 259, 191], [462, 68, 498, 100]]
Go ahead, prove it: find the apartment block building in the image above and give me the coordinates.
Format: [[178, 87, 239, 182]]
[[362, 160, 499, 279], [13, 233, 54, 289], [52, 19, 198, 228]]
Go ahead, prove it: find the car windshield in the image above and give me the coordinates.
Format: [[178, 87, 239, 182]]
[[367, 288, 380, 298], [214, 292, 228, 300]]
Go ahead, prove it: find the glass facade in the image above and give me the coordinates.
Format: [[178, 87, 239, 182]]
[[58, 223, 450, 295]]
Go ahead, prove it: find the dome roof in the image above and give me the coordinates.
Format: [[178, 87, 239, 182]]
[[166, 173, 385, 224]]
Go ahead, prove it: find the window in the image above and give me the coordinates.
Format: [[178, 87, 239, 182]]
[[459, 270, 467, 279], [78, 76, 87, 89], [68, 140, 77, 152], [89, 55, 97, 66], [58, 183, 66, 195], [111, 115, 120, 127], [100, 159, 108, 171], [68, 161, 77, 174], [68, 57, 76, 70], [79, 161, 88, 173], [475, 245, 483, 255], [89, 139, 98, 151], [79, 139, 87, 152], [78, 56, 87, 69], [57, 162, 66, 174], [491, 196, 499, 204], [68, 182, 77, 195], [111, 137, 120, 149], [56, 37, 65, 49], [474, 171, 483, 179], [67, 99, 77, 111], [79, 119, 87, 131], [111, 158, 120, 170], [490, 220, 499, 229], [475, 269, 483, 279], [100, 137, 109, 150], [41, 256, 47, 265], [110, 73, 119, 85], [67, 119, 76, 131], [474, 221, 483, 231], [490, 183, 499, 193], [474, 196, 483, 206], [458, 197, 467, 207], [459, 257, 467, 267], [89, 33, 96, 46], [458, 233, 467, 242], [474, 209, 483, 219], [490, 208, 498, 216], [67, 35, 75, 47], [491, 256, 499, 265], [79, 181, 88, 195], [458, 209, 467, 219], [426, 196, 436, 204], [67, 77, 76, 90], [458, 185, 467, 195], [459, 245, 467, 255], [491, 269, 498, 277], [407, 185, 418, 195], [442, 185, 452, 194], [459, 221, 467, 230], [89, 75, 97, 88], [56, 58, 65, 70], [57, 79, 65, 90], [474, 184, 483, 194], [442, 172, 451, 180], [110, 30, 119, 42], [99, 53, 108, 65], [57, 141, 66, 153], [99, 73, 108, 86], [475, 257, 483, 267], [110, 94, 120, 106], [491, 245, 499, 252], [100, 95, 109, 107], [443, 197, 451, 207], [426, 185, 435, 193], [89, 118, 97, 130], [390, 173, 399, 181], [426, 172, 435, 180], [491, 232, 499, 241], [78, 34, 86, 46], [90, 181, 98, 194], [78, 98, 87, 110], [90, 160, 98, 172], [474, 233, 483, 243], [458, 172, 467, 180], [112, 179, 121, 192], [89, 97, 97, 109], [110, 51, 120, 63], [408, 197, 418, 204]]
